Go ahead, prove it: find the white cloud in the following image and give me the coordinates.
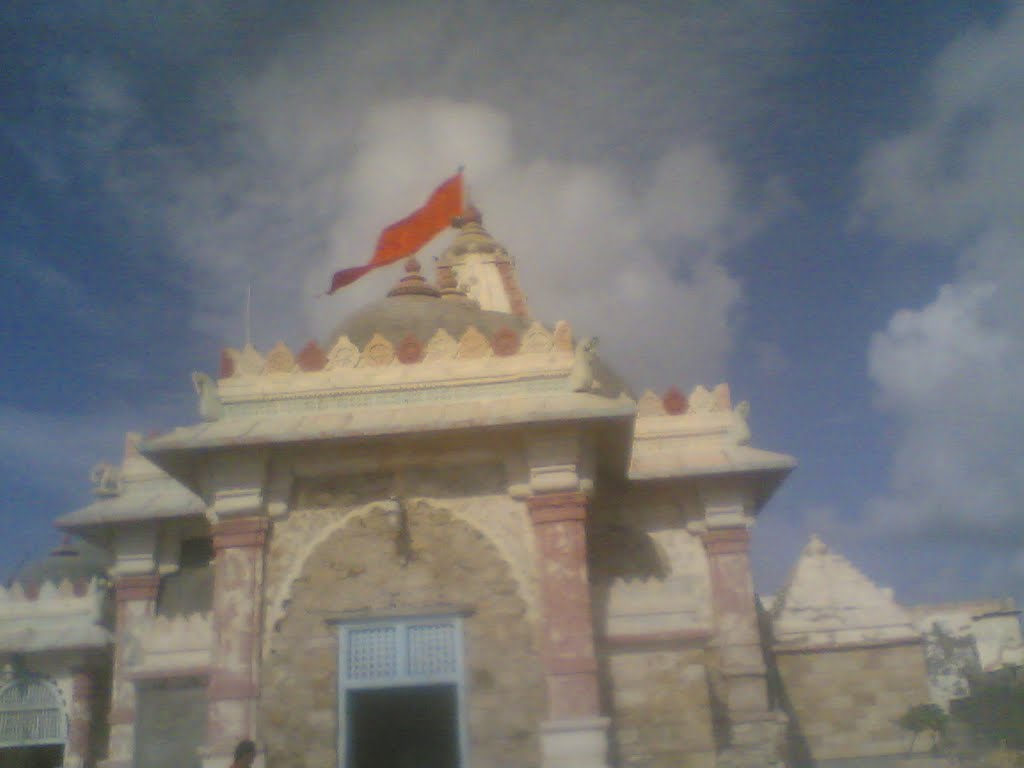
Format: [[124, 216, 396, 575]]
[[855, 4, 1024, 243], [6, 3, 817, 566], [857, 4, 1024, 601], [297, 105, 754, 386], [82, 3, 807, 390], [866, 235, 1024, 542]]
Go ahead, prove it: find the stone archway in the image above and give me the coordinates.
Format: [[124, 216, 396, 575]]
[[262, 501, 545, 768]]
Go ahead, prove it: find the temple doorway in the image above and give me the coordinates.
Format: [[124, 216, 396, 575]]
[[0, 745, 64, 768], [134, 677, 206, 768], [347, 684, 459, 768], [337, 617, 467, 768]]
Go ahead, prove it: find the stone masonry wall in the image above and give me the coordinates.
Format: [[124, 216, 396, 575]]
[[261, 501, 545, 768], [776, 642, 932, 761], [606, 646, 717, 768]]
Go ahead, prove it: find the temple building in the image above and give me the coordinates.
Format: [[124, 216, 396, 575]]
[[0, 208, 1019, 768]]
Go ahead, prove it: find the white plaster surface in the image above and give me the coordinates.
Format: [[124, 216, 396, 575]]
[[772, 535, 919, 648], [133, 612, 212, 673], [0, 579, 109, 653], [605, 528, 712, 635]]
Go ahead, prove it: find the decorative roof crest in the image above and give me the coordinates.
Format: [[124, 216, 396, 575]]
[[424, 328, 458, 362], [0, 577, 102, 604], [218, 320, 573, 379], [552, 321, 574, 353], [264, 342, 296, 374], [359, 333, 396, 367], [328, 336, 360, 368], [456, 326, 493, 359], [520, 321, 554, 354], [90, 463, 122, 497]]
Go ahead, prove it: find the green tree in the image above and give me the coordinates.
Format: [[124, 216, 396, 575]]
[[897, 703, 949, 755]]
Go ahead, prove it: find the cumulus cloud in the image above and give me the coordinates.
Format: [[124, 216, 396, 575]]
[[71, 1, 807, 390], [857, 4, 1024, 601], [296, 103, 755, 385], [0, 1, 811, 576], [855, 4, 1024, 242], [866, 234, 1024, 541]]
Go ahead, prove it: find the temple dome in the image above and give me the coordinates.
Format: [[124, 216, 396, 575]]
[[14, 536, 109, 588], [325, 257, 532, 350], [327, 293, 531, 350]]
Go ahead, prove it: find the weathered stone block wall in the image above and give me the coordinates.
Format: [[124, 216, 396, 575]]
[[775, 642, 932, 761], [588, 489, 718, 767], [261, 498, 545, 768], [606, 647, 717, 768], [589, 490, 712, 638]]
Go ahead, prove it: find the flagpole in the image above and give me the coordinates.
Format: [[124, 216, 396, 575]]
[[245, 284, 252, 348], [458, 164, 466, 213]]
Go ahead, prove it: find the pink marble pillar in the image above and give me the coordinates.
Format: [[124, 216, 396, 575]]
[[527, 491, 601, 720], [104, 573, 160, 768], [702, 526, 772, 734], [205, 516, 270, 760]]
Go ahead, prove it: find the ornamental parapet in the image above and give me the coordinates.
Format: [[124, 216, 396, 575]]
[[218, 319, 574, 379], [0, 577, 110, 653], [629, 382, 795, 482], [0, 576, 104, 608], [129, 612, 212, 676]]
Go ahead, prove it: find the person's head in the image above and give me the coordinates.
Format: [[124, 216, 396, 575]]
[[233, 739, 257, 767]]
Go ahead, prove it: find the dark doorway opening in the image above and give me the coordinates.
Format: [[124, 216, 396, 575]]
[[347, 684, 459, 768], [0, 745, 64, 768]]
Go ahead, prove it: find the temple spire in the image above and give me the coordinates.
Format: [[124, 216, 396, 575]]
[[437, 206, 529, 317]]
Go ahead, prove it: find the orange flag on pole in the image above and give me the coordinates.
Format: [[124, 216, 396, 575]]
[[327, 172, 464, 294]]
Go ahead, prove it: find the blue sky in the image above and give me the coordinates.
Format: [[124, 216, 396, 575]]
[[3, 1, 1022, 607]]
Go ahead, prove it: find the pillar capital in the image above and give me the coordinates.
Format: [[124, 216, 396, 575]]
[[527, 491, 588, 524], [212, 516, 271, 550], [702, 525, 751, 555], [113, 572, 160, 603]]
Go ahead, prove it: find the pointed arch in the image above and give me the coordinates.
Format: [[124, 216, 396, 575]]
[[0, 676, 67, 747]]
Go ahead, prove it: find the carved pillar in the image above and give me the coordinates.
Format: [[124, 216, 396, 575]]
[[703, 524, 775, 746], [204, 516, 270, 767], [66, 666, 95, 768], [103, 573, 159, 768], [527, 491, 609, 768]]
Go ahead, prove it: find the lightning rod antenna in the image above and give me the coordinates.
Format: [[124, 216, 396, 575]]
[[245, 284, 253, 348]]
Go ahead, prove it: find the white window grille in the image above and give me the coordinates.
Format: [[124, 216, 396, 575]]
[[340, 618, 462, 687], [0, 678, 66, 748]]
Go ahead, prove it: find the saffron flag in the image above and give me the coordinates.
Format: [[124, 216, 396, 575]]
[[327, 172, 464, 294]]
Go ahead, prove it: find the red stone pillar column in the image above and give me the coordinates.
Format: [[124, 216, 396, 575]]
[[67, 667, 95, 768], [204, 516, 270, 766], [527, 491, 609, 767], [702, 526, 774, 745], [103, 573, 160, 768]]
